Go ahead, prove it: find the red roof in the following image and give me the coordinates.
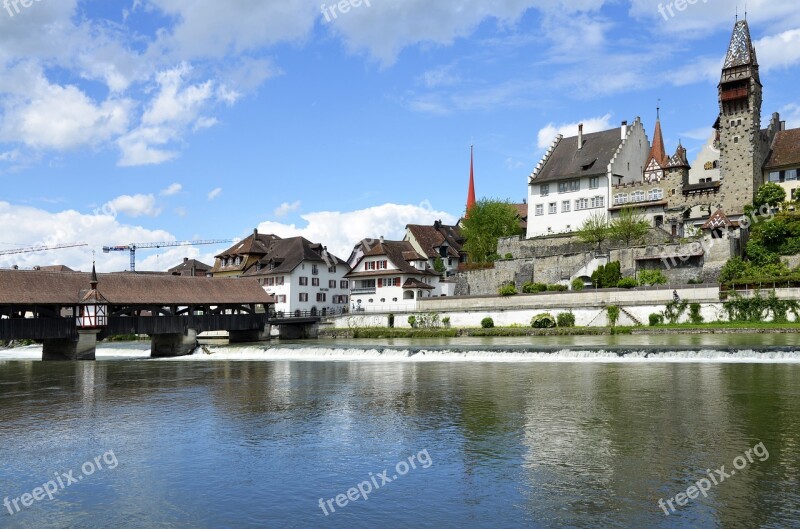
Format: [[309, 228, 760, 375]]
[[466, 146, 476, 216], [647, 118, 669, 168]]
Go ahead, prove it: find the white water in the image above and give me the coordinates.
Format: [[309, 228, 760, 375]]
[[3, 343, 799, 363]]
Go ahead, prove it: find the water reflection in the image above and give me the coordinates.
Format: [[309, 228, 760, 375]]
[[0, 361, 798, 528]]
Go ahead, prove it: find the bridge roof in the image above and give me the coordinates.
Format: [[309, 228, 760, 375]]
[[0, 270, 274, 306]]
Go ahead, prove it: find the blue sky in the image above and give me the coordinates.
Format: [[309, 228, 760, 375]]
[[1, 0, 799, 271]]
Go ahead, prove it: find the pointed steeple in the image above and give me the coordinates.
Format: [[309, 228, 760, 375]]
[[647, 110, 668, 168], [667, 140, 691, 169], [90, 261, 98, 290], [723, 19, 758, 70], [466, 146, 476, 217]]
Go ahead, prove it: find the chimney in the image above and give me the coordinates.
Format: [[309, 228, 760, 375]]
[[578, 124, 584, 150], [380, 236, 385, 244], [184, 257, 189, 264], [621, 120, 628, 140], [780, 121, 786, 131], [253, 228, 258, 237]]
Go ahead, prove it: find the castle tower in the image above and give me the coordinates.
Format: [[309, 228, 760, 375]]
[[718, 19, 762, 214], [644, 108, 669, 183], [466, 146, 476, 217]]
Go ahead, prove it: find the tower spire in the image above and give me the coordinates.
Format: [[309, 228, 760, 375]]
[[466, 145, 476, 217]]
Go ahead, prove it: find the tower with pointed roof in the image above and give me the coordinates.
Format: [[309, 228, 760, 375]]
[[644, 108, 669, 183], [717, 18, 763, 213], [466, 146, 476, 217]]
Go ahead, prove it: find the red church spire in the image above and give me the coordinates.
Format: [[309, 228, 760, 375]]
[[466, 145, 476, 217]]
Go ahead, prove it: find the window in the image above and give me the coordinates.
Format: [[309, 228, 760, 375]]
[[562, 200, 571, 213], [328, 266, 337, 273], [647, 189, 664, 201], [769, 171, 781, 183], [299, 293, 309, 302], [312, 278, 320, 287], [316, 293, 326, 302], [276, 276, 284, 286], [558, 180, 580, 193], [379, 260, 388, 269], [340, 280, 349, 289], [549, 202, 557, 214], [575, 198, 589, 211], [378, 278, 400, 288], [631, 191, 645, 203], [329, 280, 337, 288], [540, 184, 549, 197], [730, 120, 736, 127], [737, 119, 742, 125], [614, 193, 628, 205], [299, 277, 308, 286], [787, 169, 798, 181], [734, 137, 739, 144], [535, 204, 544, 216], [589, 177, 600, 189], [590, 196, 604, 209], [277, 295, 287, 303], [312, 264, 319, 275]]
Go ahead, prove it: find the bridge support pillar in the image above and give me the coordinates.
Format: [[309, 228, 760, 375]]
[[277, 322, 319, 340], [151, 329, 198, 358], [42, 330, 99, 361], [229, 325, 271, 344]]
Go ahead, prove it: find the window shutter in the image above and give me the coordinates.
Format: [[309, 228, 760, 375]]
[[378, 278, 382, 288]]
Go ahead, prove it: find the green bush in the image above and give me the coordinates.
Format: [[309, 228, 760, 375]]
[[481, 317, 495, 329], [592, 261, 622, 288], [664, 299, 689, 324], [522, 282, 548, 294], [638, 270, 668, 286], [408, 315, 417, 328], [571, 278, 585, 291], [556, 312, 576, 328], [498, 283, 518, 296], [442, 316, 451, 328], [607, 305, 620, 328], [649, 313, 664, 326], [547, 284, 568, 292], [531, 313, 556, 329], [617, 278, 638, 289], [504, 253, 513, 260], [689, 303, 704, 324]]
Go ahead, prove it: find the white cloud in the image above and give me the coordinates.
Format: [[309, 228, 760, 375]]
[[160, 183, 183, 196], [537, 113, 614, 149], [273, 201, 301, 218], [757, 29, 800, 72], [104, 194, 161, 218], [257, 202, 457, 258], [207, 187, 223, 201], [0, 150, 20, 162], [781, 103, 800, 129], [0, 200, 174, 272], [680, 126, 716, 141]]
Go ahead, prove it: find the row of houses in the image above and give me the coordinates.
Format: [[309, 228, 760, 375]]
[[171, 222, 468, 315]]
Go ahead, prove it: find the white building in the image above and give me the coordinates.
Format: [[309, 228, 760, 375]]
[[346, 239, 439, 312], [526, 119, 650, 238], [227, 235, 351, 316]]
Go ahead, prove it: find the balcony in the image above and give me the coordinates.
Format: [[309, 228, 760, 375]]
[[351, 288, 376, 295]]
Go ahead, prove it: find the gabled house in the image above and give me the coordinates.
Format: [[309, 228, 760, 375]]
[[763, 127, 800, 204], [240, 236, 351, 316], [211, 229, 281, 278], [345, 239, 439, 312], [404, 220, 467, 277], [169, 258, 212, 277]]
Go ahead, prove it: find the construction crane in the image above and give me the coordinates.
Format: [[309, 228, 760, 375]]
[[0, 242, 88, 257], [102, 239, 234, 272]]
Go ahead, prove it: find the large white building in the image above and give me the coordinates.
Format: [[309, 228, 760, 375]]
[[527, 119, 649, 238], [214, 231, 351, 316]]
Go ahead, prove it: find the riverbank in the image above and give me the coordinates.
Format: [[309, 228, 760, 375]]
[[320, 322, 800, 339]]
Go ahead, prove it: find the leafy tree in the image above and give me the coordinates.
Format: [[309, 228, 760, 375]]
[[638, 269, 667, 286], [754, 182, 786, 211], [591, 261, 621, 288], [610, 207, 650, 246], [576, 212, 610, 251], [462, 199, 523, 263], [433, 256, 446, 274]]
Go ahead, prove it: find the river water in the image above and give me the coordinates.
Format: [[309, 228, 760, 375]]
[[1, 337, 799, 528]]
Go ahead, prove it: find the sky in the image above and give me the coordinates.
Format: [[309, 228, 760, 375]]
[[1, 0, 799, 272]]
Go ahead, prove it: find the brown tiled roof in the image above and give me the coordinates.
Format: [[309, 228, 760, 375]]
[[647, 119, 669, 168], [242, 237, 349, 277], [402, 278, 435, 290], [35, 265, 74, 272], [405, 222, 464, 259], [0, 270, 273, 305], [702, 209, 733, 230], [510, 203, 528, 229], [169, 258, 212, 275], [764, 129, 800, 169], [533, 128, 622, 184], [346, 240, 436, 278]]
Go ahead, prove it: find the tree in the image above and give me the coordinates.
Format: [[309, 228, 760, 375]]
[[610, 207, 650, 247], [433, 256, 446, 274], [461, 199, 523, 263], [754, 182, 786, 212], [576, 212, 610, 251]]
